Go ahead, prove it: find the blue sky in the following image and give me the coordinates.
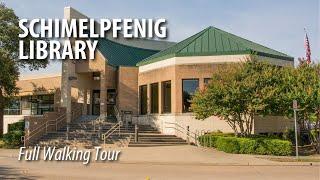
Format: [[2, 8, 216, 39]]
[[2, 0, 319, 78]]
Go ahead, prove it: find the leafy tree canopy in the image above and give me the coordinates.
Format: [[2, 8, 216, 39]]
[[0, 3, 49, 134]]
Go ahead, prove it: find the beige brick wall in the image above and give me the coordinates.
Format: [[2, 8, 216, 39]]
[[118, 66, 139, 114], [138, 63, 220, 114], [174, 64, 220, 113], [138, 65, 176, 114]]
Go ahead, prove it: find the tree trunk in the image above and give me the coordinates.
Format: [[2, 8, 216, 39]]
[[0, 88, 3, 135], [316, 109, 320, 154], [237, 113, 245, 136]]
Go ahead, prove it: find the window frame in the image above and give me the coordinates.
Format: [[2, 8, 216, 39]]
[[182, 78, 199, 113], [161, 81, 171, 114], [150, 82, 159, 114], [139, 85, 148, 115]]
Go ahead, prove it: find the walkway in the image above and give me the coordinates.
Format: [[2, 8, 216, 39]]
[[0, 146, 319, 179]]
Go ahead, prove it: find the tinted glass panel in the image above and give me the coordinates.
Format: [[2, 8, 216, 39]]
[[162, 81, 171, 113], [139, 85, 148, 115], [150, 83, 159, 113], [182, 79, 199, 112]]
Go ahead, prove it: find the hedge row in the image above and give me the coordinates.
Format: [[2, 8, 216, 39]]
[[1, 121, 25, 148], [8, 121, 24, 132], [198, 134, 292, 156], [2, 130, 24, 147]]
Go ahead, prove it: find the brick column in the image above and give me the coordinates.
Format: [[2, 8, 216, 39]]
[[82, 89, 88, 115], [100, 71, 107, 117], [61, 60, 72, 123], [147, 84, 151, 114], [199, 78, 205, 90], [158, 82, 162, 114]]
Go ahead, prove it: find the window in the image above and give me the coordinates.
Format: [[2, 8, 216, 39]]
[[162, 81, 171, 113], [107, 89, 116, 104], [20, 95, 55, 115], [204, 78, 212, 85], [182, 79, 199, 112], [4, 98, 21, 115], [92, 72, 100, 81], [35, 95, 54, 115], [107, 89, 116, 117], [150, 83, 159, 113], [139, 85, 148, 115]]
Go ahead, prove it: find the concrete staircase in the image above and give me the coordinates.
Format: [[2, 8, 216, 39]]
[[35, 115, 188, 148]]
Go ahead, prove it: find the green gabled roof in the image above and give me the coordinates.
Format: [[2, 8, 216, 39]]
[[96, 38, 160, 66], [136, 26, 294, 66]]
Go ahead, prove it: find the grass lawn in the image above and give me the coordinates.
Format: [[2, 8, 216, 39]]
[[259, 155, 320, 162]]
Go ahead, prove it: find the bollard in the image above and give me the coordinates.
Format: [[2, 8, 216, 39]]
[[99, 126, 102, 138], [66, 123, 69, 141], [187, 126, 190, 144], [135, 124, 139, 142], [195, 134, 197, 146]]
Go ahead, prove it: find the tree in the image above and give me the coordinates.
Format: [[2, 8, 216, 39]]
[[192, 58, 282, 136], [279, 63, 320, 150], [0, 3, 48, 135]]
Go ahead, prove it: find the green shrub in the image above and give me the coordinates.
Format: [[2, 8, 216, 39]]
[[238, 138, 258, 154], [0, 139, 5, 148], [198, 134, 216, 147], [266, 139, 292, 156], [8, 121, 25, 132], [2, 130, 24, 147], [199, 133, 292, 156], [216, 137, 240, 153]]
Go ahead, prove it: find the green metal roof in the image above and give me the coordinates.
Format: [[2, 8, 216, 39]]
[[96, 38, 160, 67], [136, 26, 294, 66]]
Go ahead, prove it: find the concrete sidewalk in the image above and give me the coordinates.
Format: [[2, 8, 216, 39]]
[[0, 146, 319, 179], [1, 145, 319, 166]]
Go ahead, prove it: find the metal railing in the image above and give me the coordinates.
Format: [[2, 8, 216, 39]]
[[101, 105, 123, 145], [22, 113, 66, 146], [101, 121, 122, 145], [164, 122, 201, 146], [71, 107, 82, 122]]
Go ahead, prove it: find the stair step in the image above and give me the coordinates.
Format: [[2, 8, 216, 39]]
[[31, 115, 188, 147]]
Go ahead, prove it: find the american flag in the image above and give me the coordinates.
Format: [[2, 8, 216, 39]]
[[304, 30, 311, 64]]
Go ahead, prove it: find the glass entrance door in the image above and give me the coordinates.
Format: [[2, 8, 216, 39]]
[[92, 90, 100, 115], [107, 89, 116, 118]]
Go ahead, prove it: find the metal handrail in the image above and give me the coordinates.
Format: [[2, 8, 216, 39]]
[[100, 105, 123, 145], [101, 122, 122, 145], [92, 114, 106, 132], [71, 108, 82, 122], [164, 122, 200, 146], [23, 113, 66, 143]]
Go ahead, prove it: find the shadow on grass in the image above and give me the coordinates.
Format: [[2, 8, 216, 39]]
[[0, 166, 39, 179]]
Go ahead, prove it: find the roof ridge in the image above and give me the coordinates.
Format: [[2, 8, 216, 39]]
[[214, 28, 250, 52], [176, 27, 211, 53], [137, 26, 293, 66], [214, 28, 290, 57], [137, 27, 210, 65]]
